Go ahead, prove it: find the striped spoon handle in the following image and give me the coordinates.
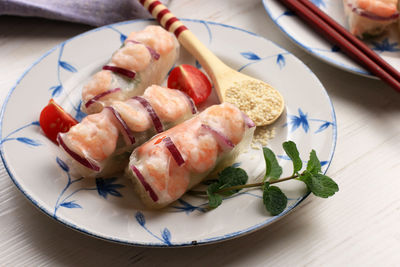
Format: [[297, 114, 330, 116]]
[[139, 0, 230, 101]]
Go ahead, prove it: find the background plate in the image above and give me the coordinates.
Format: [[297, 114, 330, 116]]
[[263, 0, 400, 77], [0, 19, 336, 247]]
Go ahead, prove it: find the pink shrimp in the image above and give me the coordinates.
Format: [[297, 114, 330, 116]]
[[357, 0, 398, 17], [141, 145, 169, 192], [82, 70, 112, 102], [126, 25, 175, 55], [139, 141, 189, 200], [139, 118, 218, 176], [110, 99, 152, 132], [200, 103, 246, 145], [173, 120, 219, 174], [63, 109, 119, 161], [144, 85, 191, 122], [166, 158, 190, 200], [111, 42, 151, 72]]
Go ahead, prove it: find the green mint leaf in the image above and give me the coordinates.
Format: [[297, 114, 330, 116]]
[[298, 172, 339, 198], [207, 192, 223, 208], [283, 141, 302, 175], [205, 167, 248, 208], [207, 182, 220, 194], [263, 183, 288, 216], [217, 167, 248, 195], [207, 183, 223, 208], [263, 147, 283, 181], [306, 150, 321, 174]]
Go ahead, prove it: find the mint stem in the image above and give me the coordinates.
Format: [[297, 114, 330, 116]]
[[189, 174, 299, 196], [270, 175, 297, 184]]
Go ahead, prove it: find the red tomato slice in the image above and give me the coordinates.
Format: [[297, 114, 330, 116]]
[[167, 64, 212, 105], [39, 99, 78, 144]]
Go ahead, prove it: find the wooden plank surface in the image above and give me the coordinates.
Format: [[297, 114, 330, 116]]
[[1, 0, 399, 266]]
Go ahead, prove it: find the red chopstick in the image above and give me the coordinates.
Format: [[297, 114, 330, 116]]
[[279, 0, 400, 92]]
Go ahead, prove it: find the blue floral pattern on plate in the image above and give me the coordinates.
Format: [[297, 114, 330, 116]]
[[369, 38, 400, 53], [135, 211, 172, 245], [0, 121, 41, 147], [49, 43, 78, 97], [285, 108, 336, 134], [238, 51, 289, 71], [53, 157, 124, 217]]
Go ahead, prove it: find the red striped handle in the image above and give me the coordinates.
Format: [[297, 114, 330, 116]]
[[139, 0, 188, 38], [139, 0, 229, 102]]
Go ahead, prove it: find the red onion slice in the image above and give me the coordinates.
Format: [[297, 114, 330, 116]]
[[126, 40, 160, 60], [241, 111, 255, 128], [177, 90, 197, 114], [57, 134, 101, 172], [201, 124, 235, 151], [131, 165, 158, 202], [163, 137, 185, 166], [102, 65, 136, 79], [132, 96, 164, 133], [105, 107, 135, 145], [347, 3, 399, 21], [85, 88, 121, 108]]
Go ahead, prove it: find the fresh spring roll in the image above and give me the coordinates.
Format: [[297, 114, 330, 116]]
[[57, 85, 197, 178], [82, 26, 180, 114], [126, 103, 256, 209], [343, 0, 399, 38]]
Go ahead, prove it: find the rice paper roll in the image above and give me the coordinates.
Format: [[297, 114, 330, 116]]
[[126, 103, 256, 209], [82, 26, 180, 114], [343, 0, 399, 38], [58, 85, 197, 178]]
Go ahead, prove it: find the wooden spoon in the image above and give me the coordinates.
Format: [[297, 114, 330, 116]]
[[139, 0, 284, 126]]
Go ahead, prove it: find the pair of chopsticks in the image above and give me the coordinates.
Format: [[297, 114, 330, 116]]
[[279, 0, 400, 92]]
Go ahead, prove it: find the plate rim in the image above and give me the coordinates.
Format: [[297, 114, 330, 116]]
[[0, 18, 337, 247], [261, 0, 378, 78]]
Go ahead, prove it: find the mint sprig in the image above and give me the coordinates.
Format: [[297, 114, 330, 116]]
[[206, 167, 248, 209], [298, 173, 339, 198], [191, 141, 338, 216], [207, 183, 223, 209], [263, 147, 282, 181], [282, 141, 302, 175], [263, 182, 287, 216], [306, 150, 322, 174]]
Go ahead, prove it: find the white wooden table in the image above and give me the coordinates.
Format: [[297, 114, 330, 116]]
[[1, 0, 399, 265]]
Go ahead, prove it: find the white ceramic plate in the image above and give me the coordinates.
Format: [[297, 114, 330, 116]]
[[0, 19, 336, 247], [263, 0, 400, 77]]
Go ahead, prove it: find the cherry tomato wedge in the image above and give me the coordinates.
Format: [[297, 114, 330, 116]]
[[39, 99, 78, 144], [167, 64, 212, 105]]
